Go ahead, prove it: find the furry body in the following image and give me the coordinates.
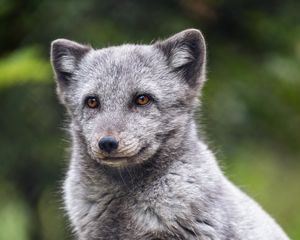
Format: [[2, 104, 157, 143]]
[[51, 29, 289, 239]]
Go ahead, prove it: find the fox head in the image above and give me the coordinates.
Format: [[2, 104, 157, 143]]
[[51, 29, 206, 168]]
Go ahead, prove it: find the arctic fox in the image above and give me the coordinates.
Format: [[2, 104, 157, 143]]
[[51, 29, 289, 240]]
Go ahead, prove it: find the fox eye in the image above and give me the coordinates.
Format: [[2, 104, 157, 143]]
[[85, 96, 99, 109], [134, 94, 151, 106]]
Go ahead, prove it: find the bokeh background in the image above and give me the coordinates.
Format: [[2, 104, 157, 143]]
[[0, 0, 299, 239]]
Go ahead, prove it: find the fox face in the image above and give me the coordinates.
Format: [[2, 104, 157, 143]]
[[51, 29, 206, 168]]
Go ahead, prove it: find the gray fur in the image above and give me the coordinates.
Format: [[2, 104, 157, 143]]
[[50, 29, 289, 240]]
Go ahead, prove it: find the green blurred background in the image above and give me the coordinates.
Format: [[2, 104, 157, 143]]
[[0, 0, 299, 239]]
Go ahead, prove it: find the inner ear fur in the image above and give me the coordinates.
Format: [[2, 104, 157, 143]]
[[155, 29, 206, 88], [50, 39, 92, 87]]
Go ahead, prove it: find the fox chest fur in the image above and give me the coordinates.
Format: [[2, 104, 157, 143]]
[[64, 143, 227, 240]]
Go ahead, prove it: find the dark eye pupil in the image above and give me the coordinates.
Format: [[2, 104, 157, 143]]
[[135, 95, 150, 106], [86, 97, 98, 108]]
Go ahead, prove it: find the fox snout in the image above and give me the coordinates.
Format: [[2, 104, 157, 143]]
[[90, 131, 143, 161], [98, 136, 119, 154]]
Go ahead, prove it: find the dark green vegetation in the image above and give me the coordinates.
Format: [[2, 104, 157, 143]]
[[0, 0, 299, 239]]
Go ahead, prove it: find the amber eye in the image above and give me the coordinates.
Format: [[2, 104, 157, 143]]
[[135, 94, 151, 106], [85, 96, 99, 109]]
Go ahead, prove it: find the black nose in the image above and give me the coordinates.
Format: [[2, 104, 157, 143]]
[[98, 136, 119, 154]]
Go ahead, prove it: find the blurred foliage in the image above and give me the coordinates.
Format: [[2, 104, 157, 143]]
[[0, 47, 51, 87], [0, 0, 299, 239]]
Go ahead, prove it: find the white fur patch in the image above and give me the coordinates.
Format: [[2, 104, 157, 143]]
[[61, 54, 76, 72], [133, 207, 164, 231], [170, 46, 193, 68]]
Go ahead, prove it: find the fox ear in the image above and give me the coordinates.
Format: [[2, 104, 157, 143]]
[[155, 29, 206, 88], [50, 39, 91, 88]]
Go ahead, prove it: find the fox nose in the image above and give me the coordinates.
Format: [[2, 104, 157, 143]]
[[98, 136, 119, 154]]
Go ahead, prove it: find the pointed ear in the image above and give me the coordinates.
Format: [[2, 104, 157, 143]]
[[50, 39, 91, 88], [155, 29, 206, 88]]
